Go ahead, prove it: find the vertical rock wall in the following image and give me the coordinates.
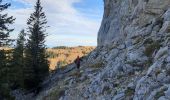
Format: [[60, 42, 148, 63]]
[[98, 0, 170, 46]]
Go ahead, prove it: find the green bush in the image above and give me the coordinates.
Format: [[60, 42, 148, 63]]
[[60, 60, 67, 67], [44, 88, 65, 100], [52, 46, 68, 49], [154, 88, 168, 99], [89, 61, 104, 68], [125, 87, 135, 97], [0, 84, 15, 100], [82, 51, 87, 55], [144, 41, 161, 57]]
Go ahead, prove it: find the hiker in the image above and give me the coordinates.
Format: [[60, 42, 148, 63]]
[[56, 61, 61, 69], [0, 94, 2, 100], [74, 56, 82, 69], [33, 85, 42, 97]]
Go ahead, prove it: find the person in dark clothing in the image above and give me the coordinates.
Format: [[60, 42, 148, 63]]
[[0, 94, 2, 100], [33, 85, 42, 97], [74, 56, 82, 69]]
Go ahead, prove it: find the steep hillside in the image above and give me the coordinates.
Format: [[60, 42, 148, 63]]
[[15, 0, 170, 100], [58, 0, 170, 99]]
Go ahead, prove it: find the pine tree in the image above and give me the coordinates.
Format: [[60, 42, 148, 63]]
[[10, 29, 26, 88], [0, 50, 7, 83], [0, 49, 14, 99], [0, 0, 15, 99], [24, 0, 49, 89], [0, 0, 15, 46]]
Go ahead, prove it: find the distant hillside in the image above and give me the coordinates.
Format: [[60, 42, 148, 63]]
[[0, 47, 12, 50], [0, 46, 95, 70], [47, 46, 95, 70]]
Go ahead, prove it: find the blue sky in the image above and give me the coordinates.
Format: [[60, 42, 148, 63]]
[[5, 0, 103, 47]]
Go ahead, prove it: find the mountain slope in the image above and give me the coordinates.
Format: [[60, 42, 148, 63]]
[[59, 0, 170, 99], [15, 0, 170, 100]]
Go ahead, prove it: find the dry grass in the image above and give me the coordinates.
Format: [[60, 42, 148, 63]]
[[0, 47, 12, 50], [47, 46, 95, 70]]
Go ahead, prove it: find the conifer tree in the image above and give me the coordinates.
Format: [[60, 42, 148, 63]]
[[24, 0, 49, 89], [0, 0, 15, 46], [11, 29, 26, 88], [0, 0, 15, 99]]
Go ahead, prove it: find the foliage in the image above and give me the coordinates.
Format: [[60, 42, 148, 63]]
[[144, 41, 161, 57], [82, 51, 87, 55], [11, 29, 26, 88], [43, 86, 65, 100], [0, 0, 15, 99], [52, 46, 68, 49], [60, 59, 67, 67], [0, 83, 15, 100], [0, 49, 15, 99], [89, 61, 104, 68], [24, 0, 49, 89], [0, 0, 15, 46], [154, 88, 168, 99], [125, 87, 135, 97]]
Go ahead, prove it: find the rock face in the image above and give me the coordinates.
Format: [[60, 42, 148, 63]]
[[98, 0, 170, 46], [29, 0, 170, 100]]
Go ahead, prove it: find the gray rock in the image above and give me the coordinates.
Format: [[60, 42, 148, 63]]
[[165, 86, 170, 99], [147, 61, 163, 76], [128, 83, 135, 89], [112, 93, 125, 100], [166, 64, 170, 72], [164, 9, 170, 21], [158, 96, 168, 100], [157, 73, 166, 82], [83, 90, 90, 98], [154, 47, 168, 61], [166, 57, 170, 63], [159, 22, 170, 34]]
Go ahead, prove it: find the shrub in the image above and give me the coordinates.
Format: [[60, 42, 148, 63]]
[[44, 87, 65, 99], [154, 87, 168, 99], [82, 51, 87, 55], [65, 53, 69, 57], [89, 61, 104, 68], [52, 46, 68, 49], [60, 60, 67, 67], [144, 41, 161, 57], [154, 91, 165, 99], [102, 86, 112, 94], [125, 87, 135, 97], [0, 84, 15, 100]]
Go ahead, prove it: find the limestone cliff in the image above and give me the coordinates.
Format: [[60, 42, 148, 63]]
[[14, 0, 170, 100], [98, 0, 170, 46], [59, 0, 170, 99]]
